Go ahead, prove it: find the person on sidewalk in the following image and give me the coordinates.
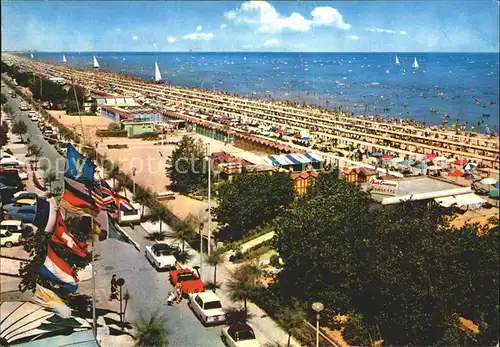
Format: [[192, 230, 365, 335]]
[[108, 274, 118, 301], [175, 282, 183, 304], [167, 291, 175, 306]]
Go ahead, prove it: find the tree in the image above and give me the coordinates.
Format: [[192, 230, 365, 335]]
[[275, 299, 307, 347], [133, 312, 168, 347], [107, 161, 121, 189], [30, 145, 44, 169], [11, 120, 27, 142], [149, 206, 170, 236], [166, 135, 208, 194], [176, 220, 196, 260], [0, 93, 7, 105], [0, 121, 9, 147], [341, 313, 373, 347], [226, 262, 263, 318], [134, 185, 153, 219], [3, 104, 13, 116], [43, 170, 58, 193], [18, 215, 93, 293], [206, 248, 224, 292], [273, 171, 498, 346], [214, 172, 294, 241]]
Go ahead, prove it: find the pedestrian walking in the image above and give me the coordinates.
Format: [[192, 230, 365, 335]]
[[175, 282, 183, 304], [108, 274, 118, 301]]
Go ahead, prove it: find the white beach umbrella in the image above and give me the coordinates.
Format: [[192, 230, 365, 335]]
[[480, 177, 498, 185], [428, 165, 442, 170], [433, 156, 447, 162], [392, 157, 405, 164], [446, 158, 456, 163], [464, 162, 478, 171]]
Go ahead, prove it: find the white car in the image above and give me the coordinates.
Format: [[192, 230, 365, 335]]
[[145, 243, 180, 270], [28, 111, 36, 119], [221, 323, 260, 347], [188, 291, 226, 326], [0, 229, 22, 248], [0, 220, 33, 238]]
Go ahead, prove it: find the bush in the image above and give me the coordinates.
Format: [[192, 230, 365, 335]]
[[96, 129, 128, 137], [131, 132, 159, 139], [269, 254, 280, 267]]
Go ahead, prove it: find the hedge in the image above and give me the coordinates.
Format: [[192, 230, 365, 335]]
[[96, 129, 128, 137]]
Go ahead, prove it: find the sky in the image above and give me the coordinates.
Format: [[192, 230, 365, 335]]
[[1, 1, 499, 53]]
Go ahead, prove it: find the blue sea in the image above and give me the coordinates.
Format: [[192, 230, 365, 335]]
[[22, 52, 500, 132]]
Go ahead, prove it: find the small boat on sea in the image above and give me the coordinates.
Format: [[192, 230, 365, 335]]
[[62, 54, 67, 63], [93, 56, 100, 69], [30, 53, 34, 59], [412, 57, 419, 71], [395, 55, 400, 66], [154, 61, 162, 83]]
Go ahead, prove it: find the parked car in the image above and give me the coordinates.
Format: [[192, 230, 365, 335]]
[[28, 111, 37, 119], [221, 323, 260, 347], [188, 292, 226, 326], [8, 198, 36, 207], [12, 192, 39, 201], [0, 220, 34, 238], [169, 268, 204, 294], [3, 202, 36, 223], [0, 229, 21, 248], [145, 243, 180, 271]]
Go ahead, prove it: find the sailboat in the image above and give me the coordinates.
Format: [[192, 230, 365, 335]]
[[30, 53, 34, 59], [412, 57, 419, 71], [93, 56, 100, 69], [62, 54, 67, 63], [395, 55, 400, 66], [154, 61, 162, 83]]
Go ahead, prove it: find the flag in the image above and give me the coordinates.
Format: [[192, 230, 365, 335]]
[[61, 177, 97, 211], [31, 284, 72, 318], [59, 198, 95, 217], [51, 211, 88, 257], [40, 247, 78, 293], [64, 144, 95, 182], [34, 197, 58, 233], [115, 195, 135, 212], [93, 179, 116, 211], [95, 211, 140, 251], [98, 179, 115, 200]]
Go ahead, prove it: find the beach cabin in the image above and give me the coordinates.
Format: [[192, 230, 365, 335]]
[[291, 170, 319, 195], [122, 121, 156, 137]]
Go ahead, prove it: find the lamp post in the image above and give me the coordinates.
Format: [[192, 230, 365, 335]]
[[117, 277, 126, 331], [199, 222, 204, 280], [205, 143, 212, 256], [131, 167, 137, 195], [312, 302, 324, 347]]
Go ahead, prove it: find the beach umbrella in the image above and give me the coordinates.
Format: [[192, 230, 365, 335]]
[[425, 153, 437, 161], [433, 156, 448, 162], [370, 152, 383, 157], [399, 160, 415, 166], [381, 154, 393, 160], [449, 169, 464, 177], [428, 165, 442, 170], [414, 162, 428, 169], [447, 158, 457, 163], [480, 177, 498, 185], [488, 188, 500, 199], [453, 159, 468, 165], [464, 162, 478, 171], [392, 157, 405, 164]]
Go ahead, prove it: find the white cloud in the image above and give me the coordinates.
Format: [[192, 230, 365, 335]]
[[366, 27, 396, 34], [311, 7, 351, 31], [348, 35, 360, 41], [183, 32, 214, 41], [224, 1, 350, 33], [167, 36, 176, 44], [263, 38, 279, 47], [400, 30, 408, 35], [220, 24, 227, 29], [196, 25, 203, 32], [132, 35, 139, 41]]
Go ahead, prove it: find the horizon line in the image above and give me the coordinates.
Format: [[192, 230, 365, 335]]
[[4, 50, 499, 54]]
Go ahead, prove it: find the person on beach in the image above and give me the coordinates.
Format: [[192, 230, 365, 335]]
[[175, 282, 183, 304], [167, 291, 175, 306], [108, 274, 118, 301]]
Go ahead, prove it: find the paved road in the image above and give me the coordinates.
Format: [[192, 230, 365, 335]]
[[92, 225, 225, 347], [2, 85, 64, 191]]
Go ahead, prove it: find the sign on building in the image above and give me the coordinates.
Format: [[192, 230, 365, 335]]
[[368, 178, 399, 196]]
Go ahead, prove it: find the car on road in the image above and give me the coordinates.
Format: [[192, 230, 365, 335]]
[[12, 192, 39, 201], [0, 220, 34, 238], [169, 268, 204, 294], [188, 291, 226, 326], [3, 202, 36, 223], [145, 243, 180, 271], [0, 229, 22, 248], [221, 322, 260, 347]]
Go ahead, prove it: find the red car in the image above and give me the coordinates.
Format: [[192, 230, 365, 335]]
[[169, 268, 204, 294]]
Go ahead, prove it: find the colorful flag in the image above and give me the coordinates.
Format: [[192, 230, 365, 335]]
[[95, 211, 140, 251], [51, 211, 88, 257], [34, 197, 58, 233], [61, 177, 96, 211], [92, 179, 116, 210], [64, 144, 96, 182], [98, 179, 115, 200], [40, 247, 78, 293], [31, 284, 72, 318], [115, 195, 135, 212]]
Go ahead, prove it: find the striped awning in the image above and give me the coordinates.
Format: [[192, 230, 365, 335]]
[[267, 153, 324, 166]]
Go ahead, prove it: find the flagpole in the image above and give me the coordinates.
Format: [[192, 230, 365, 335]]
[[92, 227, 96, 336]]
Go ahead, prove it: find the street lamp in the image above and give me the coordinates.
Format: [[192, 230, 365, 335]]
[[312, 302, 324, 347], [199, 222, 204, 279], [205, 143, 212, 256], [131, 167, 137, 195]]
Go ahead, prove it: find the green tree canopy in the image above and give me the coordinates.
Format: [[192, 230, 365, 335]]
[[214, 172, 294, 241], [166, 135, 208, 194], [0, 93, 7, 105], [134, 312, 168, 347], [11, 120, 28, 142], [0, 121, 9, 147], [273, 171, 498, 346]]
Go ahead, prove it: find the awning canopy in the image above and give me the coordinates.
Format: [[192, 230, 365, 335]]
[[266, 153, 323, 167], [435, 193, 486, 209]]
